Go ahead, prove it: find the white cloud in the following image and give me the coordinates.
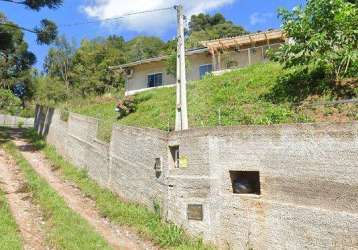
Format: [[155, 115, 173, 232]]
[[81, 0, 235, 34], [250, 12, 274, 26]]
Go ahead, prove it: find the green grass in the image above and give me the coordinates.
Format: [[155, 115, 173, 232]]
[[0, 189, 23, 250], [0, 128, 112, 250], [23, 128, 213, 250], [63, 62, 357, 142]]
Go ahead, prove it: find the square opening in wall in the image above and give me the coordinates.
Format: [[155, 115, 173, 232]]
[[169, 145, 180, 168], [187, 204, 203, 221], [230, 171, 261, 195]]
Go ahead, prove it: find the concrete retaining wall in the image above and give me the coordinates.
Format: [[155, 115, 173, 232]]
[[0, 113, 34, 128], [34, 106, 358, 250]]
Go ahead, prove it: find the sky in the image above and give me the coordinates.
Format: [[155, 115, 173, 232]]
[[0, 0, 305, 70]]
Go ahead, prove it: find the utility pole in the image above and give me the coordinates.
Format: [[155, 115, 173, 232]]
[[174, 5, 188, 131]]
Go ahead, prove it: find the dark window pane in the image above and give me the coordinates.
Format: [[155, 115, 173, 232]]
[[148, 73, 163, 88], [199, 64, 213, 79]]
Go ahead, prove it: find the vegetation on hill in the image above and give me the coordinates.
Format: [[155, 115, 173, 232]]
[[63, 62, 358, 142]]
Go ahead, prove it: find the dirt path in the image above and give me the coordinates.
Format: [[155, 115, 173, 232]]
[[10, 130, 158, 250], [0, 149, 49, 250]]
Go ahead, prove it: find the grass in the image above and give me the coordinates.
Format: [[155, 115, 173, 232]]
[[63, 62, 358, 142], [0, 189, 23, 250], [23, 128, 213, 250], [0, 127, 112, 250]]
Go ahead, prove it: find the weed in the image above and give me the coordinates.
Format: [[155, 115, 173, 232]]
[[0, 189, 23, 250]]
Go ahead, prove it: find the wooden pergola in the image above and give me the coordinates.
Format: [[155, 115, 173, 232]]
[[200, 30, 286, 71]]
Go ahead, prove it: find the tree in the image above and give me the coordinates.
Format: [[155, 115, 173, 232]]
[[0, 88, 21, 114], [346, 0, 357, 5], [0, 0, 62, 44], [44, 35, 76, 90], [0, 13, 36, 90], [0, 0, 62, 10], [188, 13, 247, 48], [272, 0, 358, 81], [126, 36, 166, 62], [71, 36, 127, 96], [33, 76, 68, 106]]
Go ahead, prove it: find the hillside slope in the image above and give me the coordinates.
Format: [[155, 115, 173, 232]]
[[66, 63, 358, 142]]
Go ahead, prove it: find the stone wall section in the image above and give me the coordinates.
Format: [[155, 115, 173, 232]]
[[0, 113, 34, 128], [34, 106, 358, 250]]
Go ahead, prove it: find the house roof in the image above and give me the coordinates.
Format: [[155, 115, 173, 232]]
[[201, 29, 285, 52], [109, 29, 284, 70], [109, 47, 208, 70]]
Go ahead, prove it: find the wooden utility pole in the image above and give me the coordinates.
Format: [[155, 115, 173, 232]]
[[174, 5, 188, 131]]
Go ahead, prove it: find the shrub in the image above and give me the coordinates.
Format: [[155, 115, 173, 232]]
[[34, 77, 68, 106], [272, 0, 358, 81], [0, 89, 21, 114], [115, 96, 137, 119]]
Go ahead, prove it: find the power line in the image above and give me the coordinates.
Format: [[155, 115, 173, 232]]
[[59, 6, 175, 28]]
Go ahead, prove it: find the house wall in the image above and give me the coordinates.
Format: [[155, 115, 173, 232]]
[[125, 43, 283, 95], [34, 107, 358, 250], [126, 61, 176, 92], [187, 52, 213, 81]]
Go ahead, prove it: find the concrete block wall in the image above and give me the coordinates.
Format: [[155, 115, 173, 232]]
[[204, 124, 358, 249], [34, 106, 358, 249], [109, 125, 168, 208], [0, 113, 34, 128]]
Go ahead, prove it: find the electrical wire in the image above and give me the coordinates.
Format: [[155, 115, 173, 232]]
[[0, 6, 175, 34], [59, 6, 175, 28]]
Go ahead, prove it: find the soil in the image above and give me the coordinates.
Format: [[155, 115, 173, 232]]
[[9, 130, 158, 250]]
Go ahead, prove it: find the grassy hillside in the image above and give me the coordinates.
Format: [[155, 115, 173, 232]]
[[64, 62, 358, 142]]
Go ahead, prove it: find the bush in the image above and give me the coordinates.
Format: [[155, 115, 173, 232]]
[[272, 0, 358, 81], [18, 107, 35, 118], [115, 96, 137, 119], [0, 89, 21, 114], [34, 77, 68, 106]]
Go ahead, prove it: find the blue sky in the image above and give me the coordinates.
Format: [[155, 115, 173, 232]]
[[0, 0, 305, 70]]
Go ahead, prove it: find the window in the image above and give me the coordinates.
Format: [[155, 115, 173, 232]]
[[147, 73, 163, 88], [169, 145, 180, 168], [230, 171, 261, 195], [199, 64, 213, 79]]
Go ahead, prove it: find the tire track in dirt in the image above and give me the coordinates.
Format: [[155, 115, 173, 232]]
[[10, 132, 159, 250], [0, 149, 49, 250]]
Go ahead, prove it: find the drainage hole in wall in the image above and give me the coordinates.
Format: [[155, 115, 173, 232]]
[[230, 171, 261, 195]]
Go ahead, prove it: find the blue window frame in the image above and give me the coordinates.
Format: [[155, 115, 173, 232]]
[[199, 64, 213, 79], [147, 73, 163, 88]]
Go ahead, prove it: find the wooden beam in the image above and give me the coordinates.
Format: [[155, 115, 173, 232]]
[[248, 47, 251, 65], [217, 52, 222, 71], [211, 49, 217, 71]]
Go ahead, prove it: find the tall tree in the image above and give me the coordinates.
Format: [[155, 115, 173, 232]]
[[44, 35, 76, 90], [71, 36, 127, 96], [0, 13, 35, 89], [126, 36, 166, 62], [188, 13, 247, 48], [0, 0, 62, 45], [0, 13, 36, 109]]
